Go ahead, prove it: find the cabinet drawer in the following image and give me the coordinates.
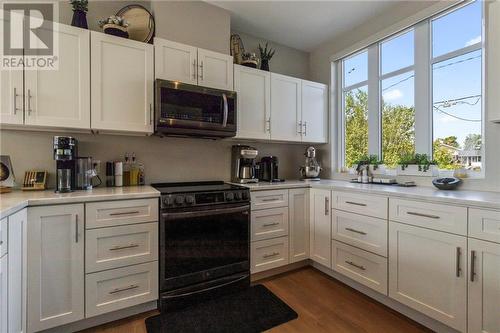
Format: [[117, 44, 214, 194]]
[[86, 222, 158, 273], [86, 198, 158, 228], [0, 218, 7, 257], [332, 210, 387, 257], [389, 198, 467, 235], [332, 192, 387, 219], [251, 236, 289, 273], [251, 207, 288, 241], [469, 208, 500, 243], [85, 261, 158, 318], [251, 190, 288, 210], [332, 240, 387, 295]]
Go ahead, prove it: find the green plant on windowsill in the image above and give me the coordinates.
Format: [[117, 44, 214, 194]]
[[398, 153, 436, 172], [353, 154, 383, 172]]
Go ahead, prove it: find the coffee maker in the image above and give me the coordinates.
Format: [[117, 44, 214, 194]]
[[53, 136, 78, 193], [258, 156, 283, 182], [231, 145, 259, 183]]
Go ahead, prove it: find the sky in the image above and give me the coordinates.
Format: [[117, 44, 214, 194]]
[[343, 0, 482, 149]]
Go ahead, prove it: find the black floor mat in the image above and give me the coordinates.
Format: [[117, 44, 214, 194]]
[[145, 285, 298, 333]]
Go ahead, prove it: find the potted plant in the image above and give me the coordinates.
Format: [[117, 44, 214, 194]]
[[69, 0, 88, 29], [258, 42, 275, 71], [98, 16, 129, 39], [397, 153, 437, 176], [353, 155, 384, 175]]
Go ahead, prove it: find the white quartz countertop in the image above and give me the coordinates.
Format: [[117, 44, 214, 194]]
[[0, 186, 160, 219], [237, 179, 500, 210]]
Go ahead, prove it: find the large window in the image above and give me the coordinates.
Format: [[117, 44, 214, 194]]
[[339, 1, 484, 174]]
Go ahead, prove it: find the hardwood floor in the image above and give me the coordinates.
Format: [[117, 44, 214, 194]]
[[80, 267, 432, 333]]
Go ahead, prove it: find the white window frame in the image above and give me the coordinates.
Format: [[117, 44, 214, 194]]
[[336, 1, 485, 177]]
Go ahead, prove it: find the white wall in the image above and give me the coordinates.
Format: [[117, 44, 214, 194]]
[[310, 0, 500, 192], [234, 31, 310, 80]]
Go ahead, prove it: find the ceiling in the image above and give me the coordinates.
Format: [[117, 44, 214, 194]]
[[209, 0, 398, 52]]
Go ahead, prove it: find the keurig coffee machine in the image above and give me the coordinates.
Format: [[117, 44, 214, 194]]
[[53, 136, 78, 193]]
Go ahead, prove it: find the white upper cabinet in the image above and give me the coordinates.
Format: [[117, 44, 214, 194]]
[[468, 239, 500, 333], [27, 204, 85, 333], [270, 73, 302, 142], [154, 38, 198, 85], [197, 48, 233, 90], [24, 24, 90, 129], [309, 188, 331, 267], [389, 222, 467, 332], [301, 80, 328, 143], [0, 68, 23, 126], [234, 65, 271, 140], [154, 37, 233, 90], [91, 31, 154, 134]]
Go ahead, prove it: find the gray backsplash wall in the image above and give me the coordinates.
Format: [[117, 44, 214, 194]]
[[0, 130, 314, 188], [0, 1, 321, 188]]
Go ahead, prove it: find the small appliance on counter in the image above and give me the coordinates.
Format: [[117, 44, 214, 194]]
[[76, 157, 101, 190], [299, 146, 322, 181], [231, 145, 259, 184], [258, 156, 284, 183], [53, 136, 78, 193]]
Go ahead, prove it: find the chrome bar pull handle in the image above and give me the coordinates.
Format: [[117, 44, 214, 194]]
[[297, 121, 303, 134], [407, 211, 440, 219], [109, 244, 139, 251], [345, 260, 366, 271], [27, 89, 33, 115], [75, 214, 79, 243], [263, 252, 280, 259], [199, 61, 204, 80], [325, 197, 329, 215], [13, 88, 20, 114], [345, 227, 367, 235], [109, 211, 140, 216], [192, 59, 197, 79], [470, 250, 476, 282], [456, 247, 462, 277], [303, 121, 307, 136], [345, 201, 367, 207], [109, 284, 139, 295], [266, 118, 271, 133], [263, 222, 280, 227]]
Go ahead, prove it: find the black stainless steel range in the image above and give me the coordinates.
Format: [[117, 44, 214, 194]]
[[152, 181, 250, 311]]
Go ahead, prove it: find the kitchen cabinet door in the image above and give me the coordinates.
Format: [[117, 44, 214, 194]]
[[270, 73, 302, 142], [197, 48, 233, 90], [154, 38, 198, 85], [309, 188, 331, 267], [91, 31, 154, 133], [389, 222, 467, 332], [27, 204, 84, 332], [1, 254, 7, 333], [8, 209, 27, 333], [301, 80, 328, 143], [24, 24, 90, 129], [289, 188, 310, 262], [0, 15, 24, 126], [468, 239, 500, 333], [234, 65, 271, 140]]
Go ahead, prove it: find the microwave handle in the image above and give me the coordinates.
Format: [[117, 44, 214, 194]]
[[222, 93, 228, 127]]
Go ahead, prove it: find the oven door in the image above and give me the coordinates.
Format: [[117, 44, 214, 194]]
[[160, 203, 250, 292], [155, 79, 236, 137]]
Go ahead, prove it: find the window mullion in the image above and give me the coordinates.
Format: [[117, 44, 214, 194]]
[[367, 45, 380, 157], [414, 20, 432, 156]]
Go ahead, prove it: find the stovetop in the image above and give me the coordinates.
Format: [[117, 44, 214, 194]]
[[151, 181, 243, 194], [151, 181, 249, 209]]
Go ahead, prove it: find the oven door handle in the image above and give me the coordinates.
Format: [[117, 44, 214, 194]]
[[162, 205, 250, 220]]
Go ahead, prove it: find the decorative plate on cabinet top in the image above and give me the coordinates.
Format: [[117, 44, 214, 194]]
[[116, 4, 155, 43]]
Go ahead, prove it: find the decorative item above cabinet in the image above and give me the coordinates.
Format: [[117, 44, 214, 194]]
[[154, 37, 233, 91]]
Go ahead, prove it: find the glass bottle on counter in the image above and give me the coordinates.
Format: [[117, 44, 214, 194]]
[[130, 153, 139, 186], [123, 153, 131, 186]]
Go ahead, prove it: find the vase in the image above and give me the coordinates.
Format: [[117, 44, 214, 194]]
[[71, 9, 88, 29], [260, 59, 269, 71]]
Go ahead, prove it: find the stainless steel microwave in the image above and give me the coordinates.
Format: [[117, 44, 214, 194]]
[[155, 79, 237, 138]]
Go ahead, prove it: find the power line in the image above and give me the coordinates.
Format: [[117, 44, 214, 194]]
[[434, 95, 481, 107], [433, 105, 481, 122]]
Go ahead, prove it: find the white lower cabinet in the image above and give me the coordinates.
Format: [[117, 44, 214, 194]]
[[389, 222, 467, 332], [332, 240, 387, 294], [1, 254, 7, 333], [309, 189, 331, 268], [27, 204, 85, 333], [251, 236, 289, 273], [289, 188, 309, 263], [468, 238, 500, 333], [251, 207, 288, 242], [86, 261, 158, 318]]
